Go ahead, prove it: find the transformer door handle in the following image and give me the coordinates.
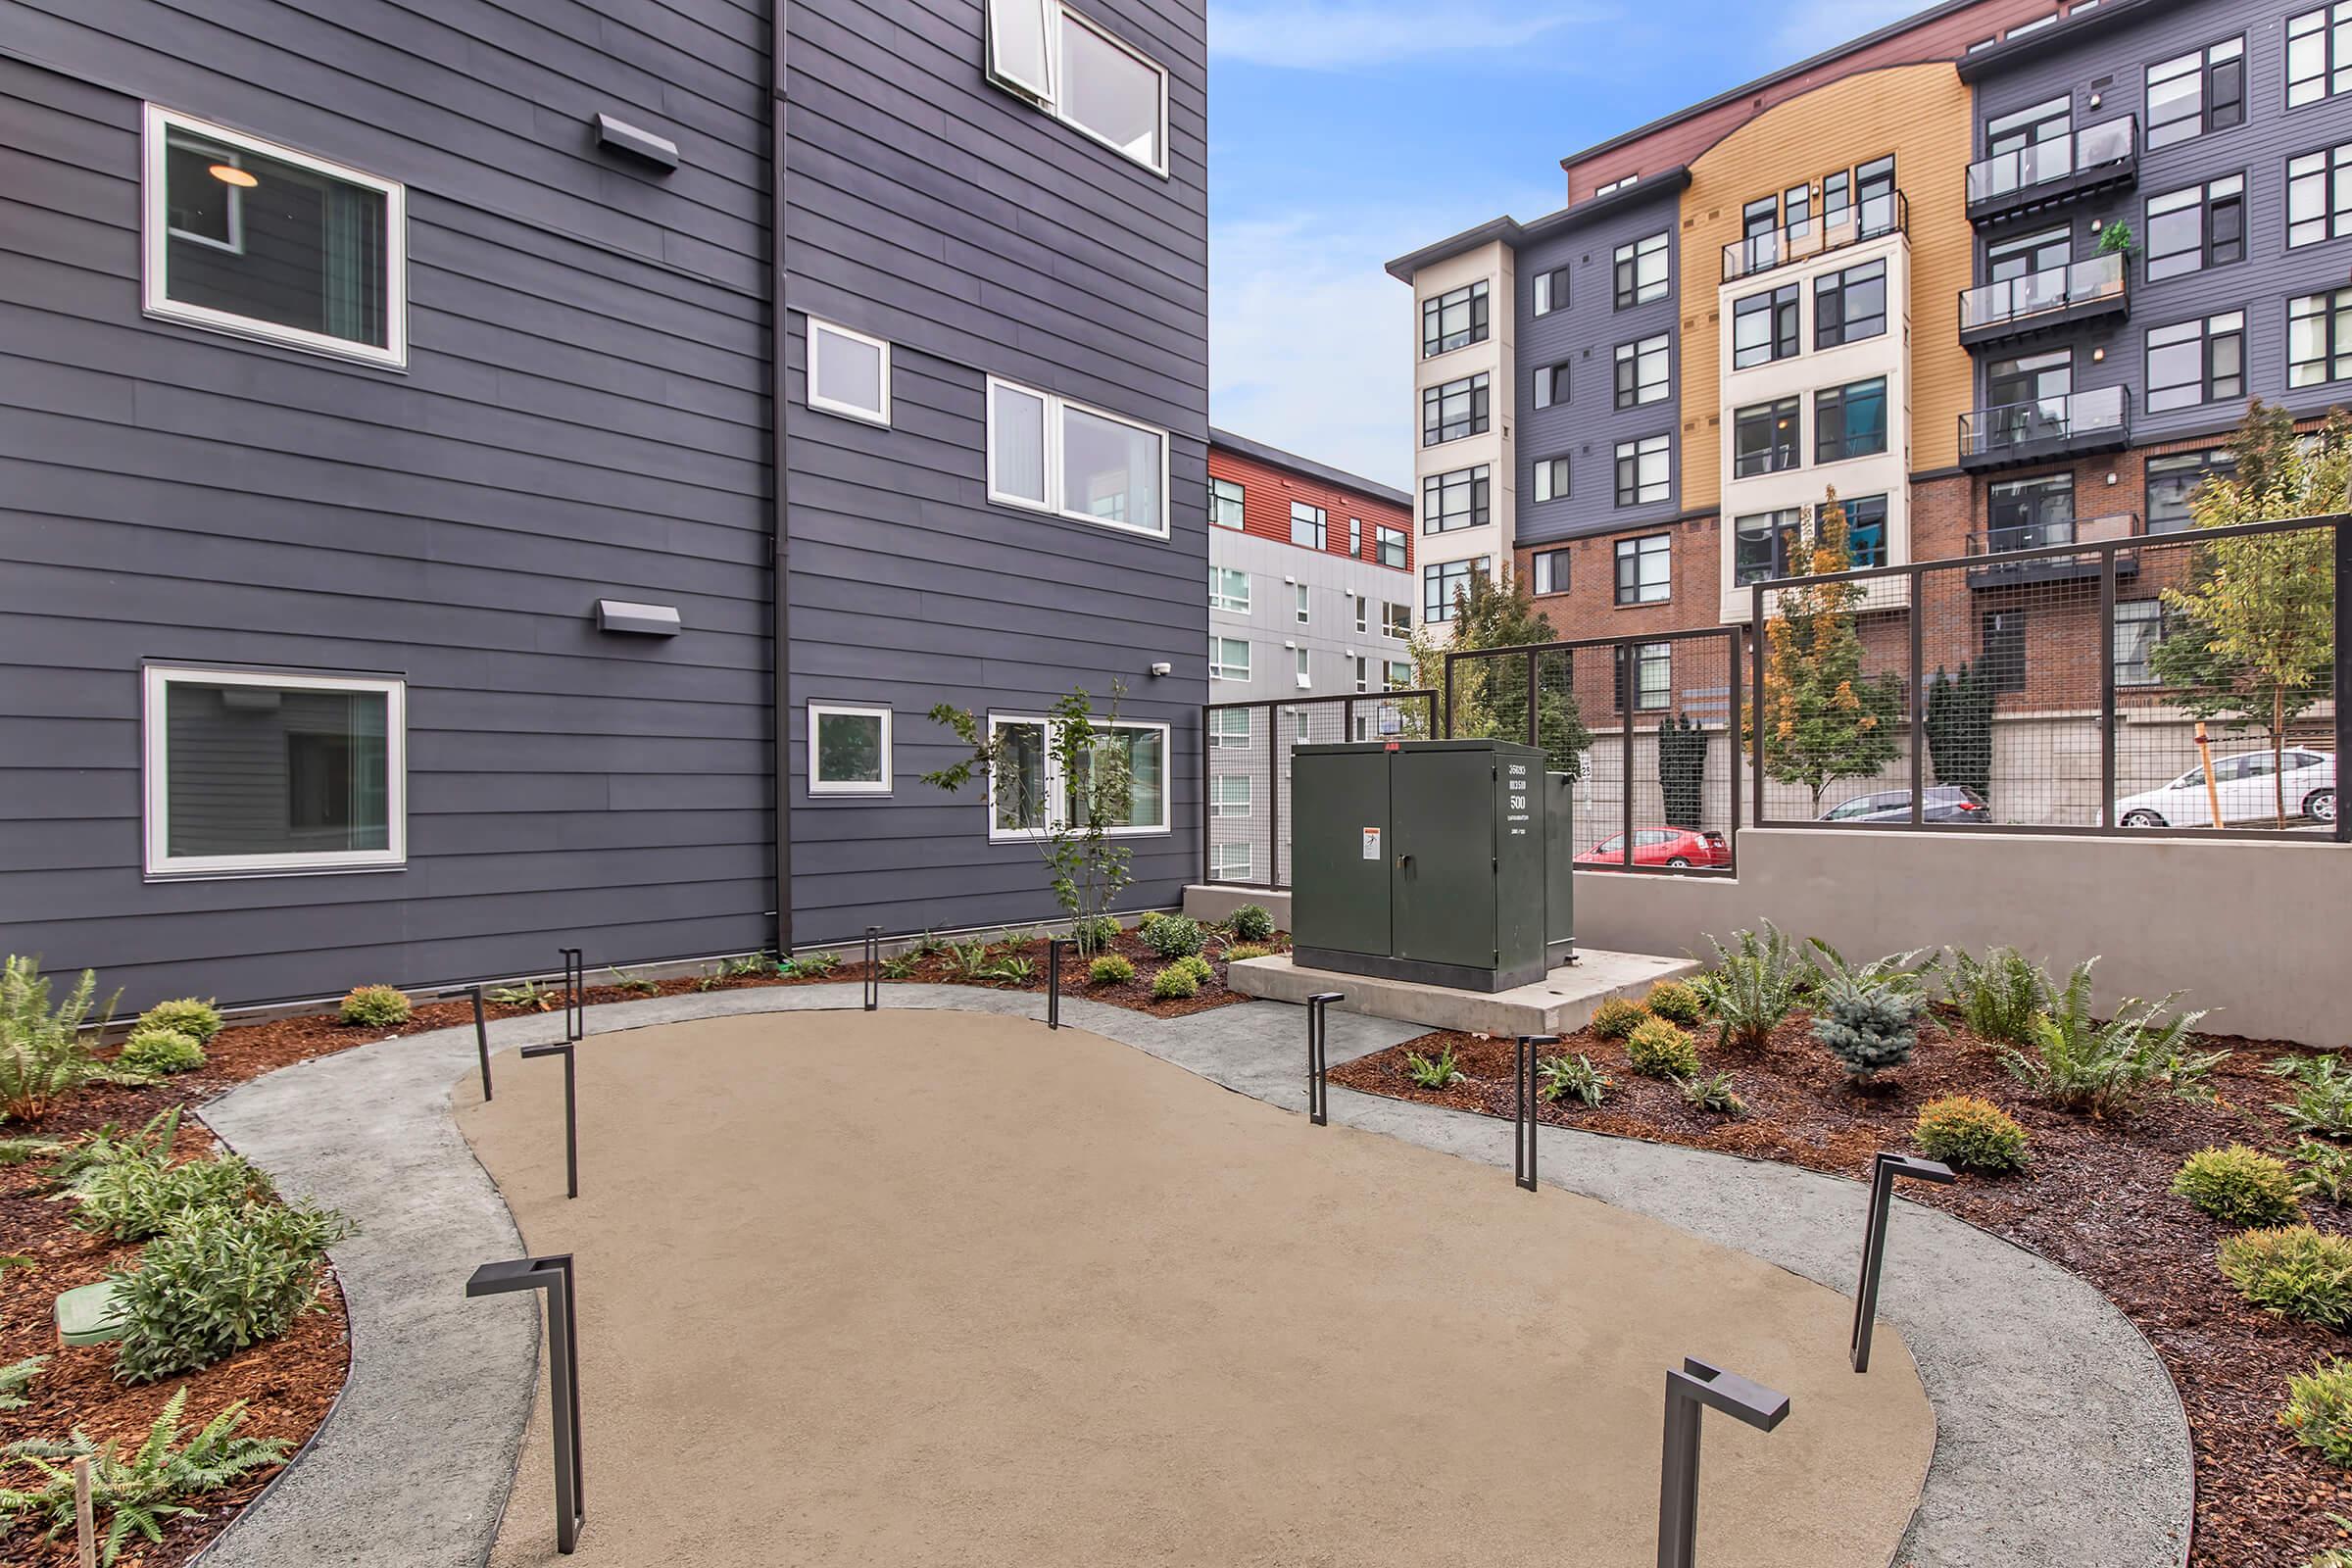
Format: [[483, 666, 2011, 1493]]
[[1396, 852, 1413, 874]]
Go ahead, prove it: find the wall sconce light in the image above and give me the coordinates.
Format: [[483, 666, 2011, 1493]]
[[1150, 661, 1171, 677], [2088, 91, 2103, 109], [2092, 346, 2106, 362], [595, 600, 681, 636], [2105, 470, 2120, 485]]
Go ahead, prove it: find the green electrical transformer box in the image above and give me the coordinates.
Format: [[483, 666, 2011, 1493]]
[[1291, 739, 1574, 993]]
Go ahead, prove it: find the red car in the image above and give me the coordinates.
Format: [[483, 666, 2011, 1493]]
[[1574, 827, 1732, 870]]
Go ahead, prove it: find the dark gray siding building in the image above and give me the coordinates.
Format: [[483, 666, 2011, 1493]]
[[0, 0, 1207, 1007]]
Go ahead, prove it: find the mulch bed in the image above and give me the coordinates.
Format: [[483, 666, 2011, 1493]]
[[1331, 1010, 2350, 1568]]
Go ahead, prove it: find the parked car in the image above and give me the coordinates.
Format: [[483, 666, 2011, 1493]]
[[2115, 748, 2335, 828], [1819, 785, 1988, 823], [1574, 827, 1732, 869]]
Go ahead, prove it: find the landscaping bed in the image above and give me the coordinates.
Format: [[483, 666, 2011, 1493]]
[[1330, 1004, 2350, 1568]]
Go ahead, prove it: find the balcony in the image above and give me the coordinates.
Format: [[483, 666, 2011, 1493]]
[[1957, 385, 2132, 471], [1721, 191, 1906, 284], [1966, 512, 2143, 587], [1966, 118, 2137, 226], [1958, 252, 2129, 350]]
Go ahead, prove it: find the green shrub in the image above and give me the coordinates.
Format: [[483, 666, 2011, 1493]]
[[2292, 1139, 2352, 1203], [1941, 946, 2048, 1047], [1913, 1096, 2029, 1173], [1223, 943, 1270, 962], [1643, 981, 1703, 1024], [1135, 911, 1166, 937], [120, 1028, 205, 1076], [134, 999, 222, 1045], [1150, 965, 1199, 1001], [1625, 1018, 1702, 1079], [983, 954, 1035, 986], [1538, 1053, 1609, 1107], [1679, 1070, 1746, 1116], [787, 951, 840, 978], [878, 953, 920, 981], [1693, 923, 1810, 1050], [607, 966, 661, 996], [1088, 954, 1136, 986], [1, 956, 113, 1122], [0, 1355, 43, 1411], [1806, 940, 1933, 1082], [1168, 955, 1214, 987], [0, 1386, 291, 1566], [1590, 996, 1648, 1041], [52, 1107, 181, 1188], [2174, 1146, 2304, 1227], [1141, 914, 1205, 959], [487, 978, 551, 1009], [71, 1151, 271, 1244], [1997, 959, 2221, 1116], [940, 940, 995, 980], [338, 985, 412, 1027], [1405, 1043, 1463, 1089], [2283, 1357, 2352, 1468], [2270, 1054, 2352, 1139], [0, 1139, 61, 1167], [1226, 904, 1276, 943], [2220, 1225, 2352, 1328], [111, 1199, 354, 1383]]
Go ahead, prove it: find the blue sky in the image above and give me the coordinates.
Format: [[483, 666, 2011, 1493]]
[[1205, 0, 1928, 489]]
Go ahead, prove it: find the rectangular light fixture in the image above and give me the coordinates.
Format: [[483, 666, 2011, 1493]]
[[594, 113, 679, 172], [595, 600, 681, 636]]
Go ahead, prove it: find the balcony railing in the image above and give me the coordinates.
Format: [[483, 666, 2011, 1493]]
[[1721, 191, 1906, 283], [1957, 384, 2131, 469], [1966, 512, 2143, 585], [1957, 252, 2129, 347], [1965, 119, 2137, 222]]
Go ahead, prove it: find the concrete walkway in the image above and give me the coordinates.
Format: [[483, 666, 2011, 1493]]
[[193, 985, 2192, 1568]]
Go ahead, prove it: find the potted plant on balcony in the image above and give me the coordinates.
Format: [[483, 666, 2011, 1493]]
[[2095, 220, 2135, 256]]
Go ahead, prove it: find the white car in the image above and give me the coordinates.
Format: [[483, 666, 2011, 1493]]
[[2116, 748, 2335, 828]]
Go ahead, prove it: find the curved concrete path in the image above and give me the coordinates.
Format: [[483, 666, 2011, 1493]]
[[195, 986, 2192, 1568]]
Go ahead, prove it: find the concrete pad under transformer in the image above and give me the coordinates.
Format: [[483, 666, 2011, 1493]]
[[1227, 949, 1703, 1035]]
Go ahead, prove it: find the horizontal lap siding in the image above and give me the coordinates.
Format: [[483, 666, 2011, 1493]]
[[781, 0, 1209, 944], [0, 0, 776, 1006]]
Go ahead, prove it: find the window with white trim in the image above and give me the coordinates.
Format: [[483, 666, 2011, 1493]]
[[806, 318, 891, 425], [1209, 841, 1252, 880], [1211, 476, 1245, 528], [1294, 647, 1311, 689], [1209, 709, 1252, 748], [144, 665, 405, 876], [1383, 601, 1411, 639], [2290, 3, 2352, 108], [1353, 657, 1369, 694], [986, 376, 1167, 536], [1210, 637, 1250, 682], [1211, 773, 1253, 817], [1294, 583, 1310, 624], [1594, 173, 1639, 196], [808, 703, 892, 795], [1385, 659, 1413, 689], [984, 0, 1168, 175], [1209, 566, 1250, 612], [142, 106, 406, 367], [986, 716, 1168, 838]]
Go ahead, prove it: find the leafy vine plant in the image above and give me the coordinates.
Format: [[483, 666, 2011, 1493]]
[[922, 681, 1136, 957]]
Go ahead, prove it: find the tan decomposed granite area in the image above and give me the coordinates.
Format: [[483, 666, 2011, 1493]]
[[460, 1010, 1934, 1567]]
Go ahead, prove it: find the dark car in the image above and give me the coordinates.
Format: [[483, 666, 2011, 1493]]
[[1574, 827, 1732, 869], [1819, 786, 1988, 823]]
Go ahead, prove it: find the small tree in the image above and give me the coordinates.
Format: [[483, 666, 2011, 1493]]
[[1923, 661, 1995, 805], [1407, 569, 1592, 775], [923, 682, 1136, 956], [2149, 402, 2343, 825], [1657, 714, 1708, 830], [1753, 491, 1905, 811]]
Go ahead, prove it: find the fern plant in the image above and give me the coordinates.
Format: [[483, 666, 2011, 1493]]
[[0, 1389, 290, 1565], [0, 1355, 43, 1411], [2291, 1139, 2352, 1202], [0, 956, 114, 1122], [1941, 947, 2049, 1047], [1806, 940, 1932, 1082], [1692, 923, 1811, 1049], [1405, 1044, 1463, 1088], [1997, 959, 2222, 1116], [2271, 1054, 2352, 1138]]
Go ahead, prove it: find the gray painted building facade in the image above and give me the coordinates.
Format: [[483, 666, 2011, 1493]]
[[0, 0, 1208, 1007]]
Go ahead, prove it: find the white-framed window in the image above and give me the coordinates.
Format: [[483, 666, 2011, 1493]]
[[1294, 583, 1310, 624], [986, 375, 1168, 537], [143, 664, 405, 878], [1383, 601, 1411, 639], [142, 106, 407, 368], [984, 0, 1169, 176], [1209, 841, 1253, 880], [808, 703, 893, 796], [985, 715, 1169, 839], [1212, 773, 1253, 817], [806, 318, 891, 425], [1294, 647, 1311, 689], [1348, 517, 1362, 558], [1209, 566, 1250, 612], [1385, 659, 1413, 690], [1353, 657, 1369, 693], [1211, 636, 1250, 682], [1211, 476, 1246, 528], [1209, 708, 1252, 748], [1353, 593, 1368, 633]]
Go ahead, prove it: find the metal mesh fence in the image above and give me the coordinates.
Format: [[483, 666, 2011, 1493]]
[[1200, 692, 1439, 889]]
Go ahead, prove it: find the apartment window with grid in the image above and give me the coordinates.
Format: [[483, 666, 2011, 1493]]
[[1815, 377, 1887, 464], [1209, 709, 1251, 749], [1294, 647, 1310, 689], [1981, 612, 2026, 694], [1614, 435, 1669, 506], [1383, 601, 1410, 639], [1531, 548, 1570, 596], [1422, 372, 1489, 445], [1422, 465, 1488, 533], [1813, 259, 1886, 349], [1353, 657, 1368, 694], [1352, 593, 1368, 633], [2146, 312, 2244, 412], [2289, 4, 2352, 108], [1211, 476, 1245, 529], [1613, 231, 1669, 307], [1290, 501, 1327, 549], [1211, 773, 1253, 818], [2145, 176, 2244, 280], [1616, 642, 1672, 710], [1533, 265, 1569, 317], [1209, 566, 1250, 612], [1424, 558, 1488, 622], [2146, 449, 2235, 532], [1841, 493, 1889, 568], [1376, 525, 1406, 568], [1385, 659, 1413, 689], [1614, 532, 1670, 605], [2290, 143, 2352, 247], [1733, 398, 1800, 477], [1533, 455, 1570, 503], [1210, 637, 1250, 682], [1614, 334, 1669, 408], [1732, 283, 1798, 369], [2290, 289, 2352, 387], [1986, 225, 2071, 281], [2146, 37, 2244, 149], [1292, 583, 1310, 625], [1209, 841, 1252, 881], [1422, 278, 1489, 357], [1735, 509, 1804, 586], [2114, 601, 2168, 686], [1534, 362, 1570, 409]]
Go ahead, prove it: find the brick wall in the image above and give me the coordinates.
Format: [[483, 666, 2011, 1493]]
[[1515, 514, 1723, 641], [1208, 444, 1414, 578]]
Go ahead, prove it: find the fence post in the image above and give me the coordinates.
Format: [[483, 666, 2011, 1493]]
[[1748, 590, 1768, 826], [1443, 650, 1456, 738], [1525, 648, 1540, 750], [2099, 549, 2119, 828], [1267, 703, 1284, 890], [1514, 1034, 1557, 1190], [1907, 573, 1926, 826], [467, 1256, 585, 1553], [1851, 1152, 1956, 1373], [2335, 517, 2349, 844], [1621, 643, 1637, 867], [1305, 992, 1342, 1125], [1656, 1356, 1790, 1568]]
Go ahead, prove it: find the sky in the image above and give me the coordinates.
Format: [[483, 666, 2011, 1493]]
[[1204, 0, 1932, 490]]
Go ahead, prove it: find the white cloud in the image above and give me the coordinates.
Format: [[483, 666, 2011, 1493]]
[[1768, 0, 1930, 61], [1208, 2, 1611, 71]]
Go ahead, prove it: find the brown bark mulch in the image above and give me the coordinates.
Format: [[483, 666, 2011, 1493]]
[[1330, 1011, 2351, 1568]]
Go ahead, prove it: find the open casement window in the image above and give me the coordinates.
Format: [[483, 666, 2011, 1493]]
[[986, 376, 1168, 537], [986, 717, 1169, 840], [144, 666, 405, 877], [806, 318, 891, 425], [808, 703, 892, 796], [142, 106, 406, 368], [985, 0, 1169, 176]]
